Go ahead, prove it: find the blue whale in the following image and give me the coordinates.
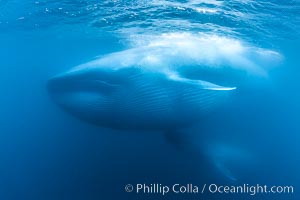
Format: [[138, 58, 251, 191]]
[[48, 34, 280, 130], [47, 34, 281, 180], [48, 65, 235, 130]]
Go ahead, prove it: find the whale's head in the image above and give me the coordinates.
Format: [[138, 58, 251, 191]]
[[47, 67, 128, 124]]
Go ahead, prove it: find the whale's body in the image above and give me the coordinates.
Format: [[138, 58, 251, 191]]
[[48, 66, 234, 130], [48, 34, 281, 131], [47, 34, 281, 180]]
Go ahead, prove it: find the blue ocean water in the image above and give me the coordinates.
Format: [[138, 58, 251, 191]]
[[0, 0, 299, 200]]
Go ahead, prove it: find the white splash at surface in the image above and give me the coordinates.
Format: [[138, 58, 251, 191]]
[[69, 32, 282, 81]]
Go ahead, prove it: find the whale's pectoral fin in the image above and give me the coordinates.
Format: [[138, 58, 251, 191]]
[[164, 130, 237, 181], [164, 130, 244, 182], [167, 72, 236, 91], [193, 80, 236, 91], [206, 144, 255, 182], [212, 158, 237, 182]]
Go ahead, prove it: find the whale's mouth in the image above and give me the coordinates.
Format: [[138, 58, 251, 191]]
[[47, 69, 121, 96], [48, 76, 114, 95], [47, 69, 124, 124], [47, 69, 122, 113]]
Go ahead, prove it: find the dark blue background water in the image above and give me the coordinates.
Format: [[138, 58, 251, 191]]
[[0, 0, 299, 199]]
